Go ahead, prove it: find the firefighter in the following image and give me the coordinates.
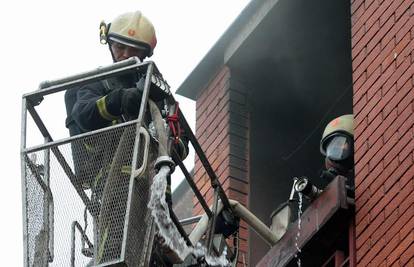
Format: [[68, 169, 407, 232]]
[[65, 10, 157, 137], [64, 11, 187, 263], [320, 114, 355, 191]]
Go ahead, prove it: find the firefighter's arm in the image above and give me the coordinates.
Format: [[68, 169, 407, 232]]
[[72, 83, 119, 131]]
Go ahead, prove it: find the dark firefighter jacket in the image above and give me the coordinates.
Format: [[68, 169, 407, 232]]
[[65, 74, 139, 134], [64, 73, 143, 190], [65, 73, 188, 191]]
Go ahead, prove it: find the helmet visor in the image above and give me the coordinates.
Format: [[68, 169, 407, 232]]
[[326, 135, 353, 161], [108, 35, 149, 53]]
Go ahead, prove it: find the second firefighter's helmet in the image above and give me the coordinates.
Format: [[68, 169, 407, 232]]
[[320, 114, 354, 162], [100, 11, 157, 57]]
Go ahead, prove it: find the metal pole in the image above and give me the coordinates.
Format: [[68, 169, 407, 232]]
[[120, 62, 154, 260], [179, 215, 202, 226], [20, 97, 28, 267], [168, 209, 193, 246], [173, 150, 212, 218], [23, 119, 138, 154], [42, 140, 54, 262], [39, 57, 141, 90], [206, 188, 220, 255]]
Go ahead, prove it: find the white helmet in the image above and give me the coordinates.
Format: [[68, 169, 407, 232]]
[[100, 11, 157, 57]]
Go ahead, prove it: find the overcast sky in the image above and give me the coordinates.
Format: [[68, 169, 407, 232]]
[[0, 0, 249, 265]]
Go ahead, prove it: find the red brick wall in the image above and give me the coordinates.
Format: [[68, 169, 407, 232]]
[[351, 0, 414, 265], [194, 66, 250, 265]]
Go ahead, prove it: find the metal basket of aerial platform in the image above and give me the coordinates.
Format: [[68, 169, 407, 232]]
[[21, 58, 282, 267]]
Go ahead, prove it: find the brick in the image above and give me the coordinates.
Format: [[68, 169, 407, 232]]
[[399, 239, 414, 266], [356, 212, 371, 240], [368, 130, 399, 170], [358, 66, 382, 101], [370, 228, 400, 267], [399, 213, 414, 238], [355, 132, 383, 172], [399, 186, 414, 215], [383, 101, 412, 143], [398, 134, 414, 163], [386, 32, 412, 71], [384, 177, 412, 218], [367, 108, 395, 147], [356, 185, 371, 209], [223, 178, 248, 195], [355, 115, 369, 139], [384, 204, 414, 244], [396, 0, 414, 21], [196, 67, 230, 113], [383, 153, 412, 192], [399, 161, 414, 189], [353, 0, 380, 41], [381, 9, 411, 49], [228, 89, 246, 105], [379, 0, 400, 26], [356, 185, 385, 224], [383, 76, 413, 118], [396, 59, 414, 91], [353, 72, 368, 103], [383, 129, 412, 168], [366, 13, 395, 55], [371, 205, 399, 244], [228, 100, 248, 118], [355, 42, 383, 84], [351, 0, 365, 16], [228, 123, 248, 140], [198, 97, 228, 135], [355, 109, 382, 146], [229, 112, 249, 128], [368, 157, 396, 193], [396, 36, 414, 67], [355, 157, 383, 196], [227, 188, 247, 206], [355, 139, 367, 161], [356, 88, 382, 128], [357, 210, 385, 246], [353, 20, 381, 62], [386, 231, 414, 266], [352, 24, 367, 50], [370, 177, 402, 220], [366, 36, 396, 77], [369, 63, 396, 103], [358, 236, 386, 266], [198, 112, 228, 148], [353, 47, 368, 74], [354, 91, 368, 116], [396, 9, 414, 43], [357, 237, 372, 261], [367, 0, 394, 31], [205, 131, 229, 160], [355, 162, 369, 187]]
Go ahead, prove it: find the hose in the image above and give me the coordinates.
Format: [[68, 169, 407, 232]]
[[148, 99, 168, 157]]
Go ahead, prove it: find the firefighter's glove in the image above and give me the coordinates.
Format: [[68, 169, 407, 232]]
[[120, 87, 143, 119]]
